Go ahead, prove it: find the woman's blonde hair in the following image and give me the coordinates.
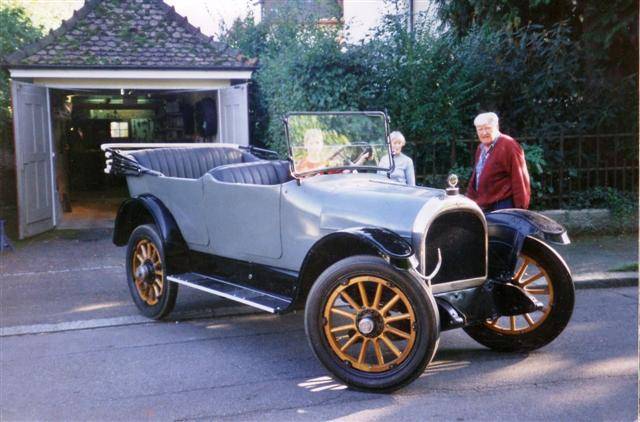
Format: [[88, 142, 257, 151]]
[[389, 131, 406, 146], [303, 128, 323, 145]]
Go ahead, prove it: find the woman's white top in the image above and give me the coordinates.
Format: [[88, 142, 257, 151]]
[[378, 153, 415, 186]]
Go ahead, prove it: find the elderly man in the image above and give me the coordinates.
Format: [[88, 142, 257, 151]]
[[466, 112, 531, 211]]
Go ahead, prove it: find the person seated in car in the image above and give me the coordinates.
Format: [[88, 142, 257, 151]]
[[297, 128, 327, 173], [378, 131, 416, 186]]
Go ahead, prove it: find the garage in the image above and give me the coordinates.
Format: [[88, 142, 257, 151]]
[[4, 0, 256, 238]]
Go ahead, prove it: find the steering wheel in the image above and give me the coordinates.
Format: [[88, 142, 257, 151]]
[[327, 145, 373, 166], [353, 145, 373, 166], [327, 146, 353, 165]]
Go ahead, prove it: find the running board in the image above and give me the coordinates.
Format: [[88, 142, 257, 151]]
[[167, 272, 292, 314]]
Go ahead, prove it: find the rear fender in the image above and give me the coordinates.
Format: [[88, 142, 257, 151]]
[[113, 195, 188, 270], [485, 209, 569, 278]]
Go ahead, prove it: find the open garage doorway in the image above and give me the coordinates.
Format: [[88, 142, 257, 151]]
[[48, 88, 225, 229]]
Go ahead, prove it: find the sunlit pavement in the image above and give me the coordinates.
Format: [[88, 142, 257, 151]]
[[0, 231, 637, 420], [0, 288, 637, 420]]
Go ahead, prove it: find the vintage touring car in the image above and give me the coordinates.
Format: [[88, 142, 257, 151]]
[[103, 111, 574, 392]]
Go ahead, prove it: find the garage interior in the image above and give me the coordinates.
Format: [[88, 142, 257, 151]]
[[49, 88, 220, 228]]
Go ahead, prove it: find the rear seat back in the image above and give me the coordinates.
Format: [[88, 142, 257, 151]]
[[128, 147, 259, 179], [209, 160, 293, 185]]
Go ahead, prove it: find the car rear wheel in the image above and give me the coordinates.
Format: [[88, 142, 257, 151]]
[[126, 224, 178, 319], [464, 236, 574, 352], [305, 255, 439, 392]]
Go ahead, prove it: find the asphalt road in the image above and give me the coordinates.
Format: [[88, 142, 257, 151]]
[[1, 286, 637, 421]]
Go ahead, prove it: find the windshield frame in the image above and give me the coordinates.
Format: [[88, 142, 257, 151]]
[[284, 111, 395, 178]]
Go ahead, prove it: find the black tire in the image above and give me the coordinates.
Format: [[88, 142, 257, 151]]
[[125, 224, 178, 319], [464, 236, 574, 352], [305, 255, 439, 392]]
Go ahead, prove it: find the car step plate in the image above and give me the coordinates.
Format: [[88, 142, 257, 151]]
[[167, 272, 292, 314]]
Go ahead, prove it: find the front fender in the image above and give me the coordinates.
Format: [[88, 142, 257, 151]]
[[486, 209, 569, 278], [294, 227, 418, 307], [339, 227, 414, 261]]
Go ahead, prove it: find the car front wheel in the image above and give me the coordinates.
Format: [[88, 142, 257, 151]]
[[125, 224, 178, 319], [464, 236, 574, 352], [305, 255, 439, 392]]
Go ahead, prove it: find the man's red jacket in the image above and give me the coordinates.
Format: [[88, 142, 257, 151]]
[[466, 134, 531, 209]]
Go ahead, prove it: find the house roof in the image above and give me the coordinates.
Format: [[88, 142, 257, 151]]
[[4, 0, 257, 70]]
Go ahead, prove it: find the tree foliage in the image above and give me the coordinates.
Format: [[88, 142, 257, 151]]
[[220, 4, 636, 153], [432, 0, 638, 77], [220, 7, 363, 153], [0, 4, 43, 123]]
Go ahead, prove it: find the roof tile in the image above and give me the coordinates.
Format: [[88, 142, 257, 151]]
[[5, 0, 255, 70]]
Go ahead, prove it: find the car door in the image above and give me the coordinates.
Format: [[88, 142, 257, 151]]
[[202, 175, 282, 260]]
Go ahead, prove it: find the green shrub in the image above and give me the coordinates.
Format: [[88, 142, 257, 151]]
[[0, 5, 42, 124], [219, 4, 637, 206]]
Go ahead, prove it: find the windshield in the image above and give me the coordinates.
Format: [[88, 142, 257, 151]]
[[285, 112, 393, 176]]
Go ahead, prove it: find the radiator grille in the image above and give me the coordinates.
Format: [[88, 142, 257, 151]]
[[424, 211, 486, 284]]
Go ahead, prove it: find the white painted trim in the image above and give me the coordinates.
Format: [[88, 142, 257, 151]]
[[41, 79, 231, 90], [11, 81, 25, 239], [45, 87, 57, 226], [242, 83, 250, 145], [30, 78, 232, 90], [10, 68, 253, 80], [217, 88, 222, 142]]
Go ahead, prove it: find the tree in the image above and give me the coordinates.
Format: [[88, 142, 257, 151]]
[[432, 0, 638, 78], [0, 4, 43, 123], [220, 6, 362, 153]]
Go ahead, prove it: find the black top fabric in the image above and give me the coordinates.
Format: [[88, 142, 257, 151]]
[[209, 160, 292, 185], [129, 147, 259, 179]]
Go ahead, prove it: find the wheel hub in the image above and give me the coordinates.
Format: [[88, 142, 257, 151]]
[[356, 309, 384, 338], [358, 317, 375, 335], [135, 261, 155, 284]]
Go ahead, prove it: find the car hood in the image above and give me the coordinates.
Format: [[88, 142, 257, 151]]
[[296, 173, 449, 238]]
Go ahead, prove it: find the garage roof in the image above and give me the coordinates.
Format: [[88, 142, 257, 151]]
[[4, 0, 256, 70]]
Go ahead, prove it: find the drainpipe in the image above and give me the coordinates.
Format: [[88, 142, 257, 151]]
[[408, 0, 414, 32]]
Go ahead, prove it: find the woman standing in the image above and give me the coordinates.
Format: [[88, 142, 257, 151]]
[[379, 131, 415, 186]]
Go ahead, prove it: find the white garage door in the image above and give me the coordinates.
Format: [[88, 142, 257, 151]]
[[11, 81, 55, 239], [218, 84, 249, 146]]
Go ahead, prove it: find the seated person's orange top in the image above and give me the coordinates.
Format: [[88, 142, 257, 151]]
[[296, 128, 327, 174]]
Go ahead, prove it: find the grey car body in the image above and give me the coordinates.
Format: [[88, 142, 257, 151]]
[[104, 111, 574, 392], [126, 166, 484, 291]]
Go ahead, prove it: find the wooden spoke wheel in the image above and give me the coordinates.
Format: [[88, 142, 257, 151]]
[[305, 255, 439, 392], [484, 254, 554, 334], [125, 224, 178, 320], [464, 237, 574, 352], [323, 276, 417, 373], [132, 239, 164, 306]]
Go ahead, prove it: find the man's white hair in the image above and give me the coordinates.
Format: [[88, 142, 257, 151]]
[[474, 112, 499, 127], [389, 131, 406, 146]]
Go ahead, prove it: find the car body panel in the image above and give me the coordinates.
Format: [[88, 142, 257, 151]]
[[202, 173, 283, 259], [127, 175, 208, 246], [125, 164, 487, 281], [282, 173, 438, 267]]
